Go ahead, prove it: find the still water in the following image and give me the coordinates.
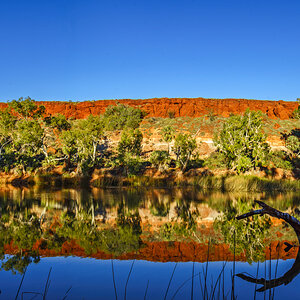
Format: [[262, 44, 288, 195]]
[[0, 187, 299, 299]]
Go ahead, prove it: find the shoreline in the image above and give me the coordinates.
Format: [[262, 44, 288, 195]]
[[1, 167, 299, 192]]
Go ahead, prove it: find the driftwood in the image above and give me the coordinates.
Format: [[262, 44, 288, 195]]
[[236, 200, 300, 292]]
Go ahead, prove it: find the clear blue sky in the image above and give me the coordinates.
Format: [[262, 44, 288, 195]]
[[0, 0, 299, 102]]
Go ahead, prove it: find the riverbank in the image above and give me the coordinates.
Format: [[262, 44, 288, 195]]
[[0, 167, 299, 192]]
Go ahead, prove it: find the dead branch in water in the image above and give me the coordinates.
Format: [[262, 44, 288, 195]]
[[236, 200, 300, 238], [236, 200, 300, 292]]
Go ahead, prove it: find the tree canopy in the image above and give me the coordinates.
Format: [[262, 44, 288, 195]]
[[214, 109, 270, 173]]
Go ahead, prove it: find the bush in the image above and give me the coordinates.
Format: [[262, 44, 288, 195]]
[[269, 150, 293, 170], [173, 133, 197, 171], [118, 129, 143, 157], [149, 150, 170, 171], [104, 103, 147, 130], [204, 152, 227, 169], [214, 109, 269, 173]]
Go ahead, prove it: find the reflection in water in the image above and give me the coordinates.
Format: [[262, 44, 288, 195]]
[[214, 199, 271, 263], [236, 200, 300, 294], [0, 187, 299, 298]]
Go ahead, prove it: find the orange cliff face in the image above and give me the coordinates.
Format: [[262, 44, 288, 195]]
[[0, 98, 297, 120]]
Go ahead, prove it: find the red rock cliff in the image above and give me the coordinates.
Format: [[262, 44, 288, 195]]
[[0, 98, 297, 119]]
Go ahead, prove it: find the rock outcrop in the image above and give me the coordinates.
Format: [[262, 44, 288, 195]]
[[0, 98, 297, 119]]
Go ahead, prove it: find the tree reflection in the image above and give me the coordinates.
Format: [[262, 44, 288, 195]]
[[214, 198, 271, 263], [0, 198, 143, 274], [236, 201, 300, 292]]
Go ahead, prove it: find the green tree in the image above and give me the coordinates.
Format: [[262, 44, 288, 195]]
[[286, 132, 300, 157], [9, 97, 45, 120], [292, 98, 300, 119], [75, 115, 105, 168], [149, 150, 170, 171], [117, 129, 144, 175], [60, 115, 105, 172], [60, 129, 78, 168], [44, 114, 71, 131], [118, 129, 143, 157], [13, 120, 44, 171], [161, 125, 175, 154], [285, 129, 300, 169], [173, 133, 197, 171], [0, 109, 16, 165], [214, 109, 270, 173], [104, 103, 146, 130]]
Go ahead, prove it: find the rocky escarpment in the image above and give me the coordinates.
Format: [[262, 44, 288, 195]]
[[0, 98, 297, 119]]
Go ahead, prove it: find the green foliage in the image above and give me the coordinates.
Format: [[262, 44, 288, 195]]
[[59, 115, 105, 172], [104, 103, 146, 131], [0, 213, 41, 274], [44, 114, 71, 131], [286, 133, 300, 156], [117, 129, 144, 175], [0, 109, 16, 166], [214, 199, 271, 263], [60, 129, 77, 160], [292, 99, 300, 119], [214, 109, 270, 173], [161, 125, 175, 154], [173, 133, 197, 171], [268, 150, 293, 170], [149, 150, 170, 171], [13, 120, 44, 153], [150, 201, 169, 217], [204, 152, 227, 169], [9, 97, 45, 120], [161, 125, 175, 143], [118, 129, 143, 157]]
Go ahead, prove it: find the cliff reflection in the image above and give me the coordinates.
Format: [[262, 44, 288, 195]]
[[0, 187, 299, 275]]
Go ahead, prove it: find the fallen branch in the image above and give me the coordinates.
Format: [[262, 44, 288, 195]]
[[236, 200, 300, 292], [236, 200, 300, 238]]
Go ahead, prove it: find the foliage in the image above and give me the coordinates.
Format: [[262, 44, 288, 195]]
[[268, 150, 293, 170], [173, 133, 197, 171], [44, 114, 71, 131], [59, 115, 105, 172], [104, 103, 146, 130], [285, 131, 300, 157], [214, 199, 271, 263], [0, 109, 16, 164], [161, 125, 175, 153], [9, 97, 45, 120], [214, 109, 270, 173], [118, 129, 143, 157], [204, 152, 227, 169], [149, 150, 170, 171], [292, 99, 300, 119]]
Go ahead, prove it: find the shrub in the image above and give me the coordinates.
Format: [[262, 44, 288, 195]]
[[173, 133, 197, 171], [149, 150, 170, 171], [214, 109, 270, 173], [118, 129, 143, 157], [104, 103, 146, 130]]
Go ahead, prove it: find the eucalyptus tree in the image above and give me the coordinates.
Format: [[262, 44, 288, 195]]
[[0, 109, 16, 166], [13, 119, 44, 171], [60, 115, 105, 173], [117, 129, 144, 175], [161, 125, 175, 154], [173, 133, 197, 172], [214, 109, 270, 173], [9, 96, 45, 120], [103, 103, 146, 130]]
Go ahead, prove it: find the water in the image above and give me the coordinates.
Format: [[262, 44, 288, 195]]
[[0, 187, 299, 299]]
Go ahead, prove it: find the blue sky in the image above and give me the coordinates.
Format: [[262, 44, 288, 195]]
[[0, 0, 299, 102]]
